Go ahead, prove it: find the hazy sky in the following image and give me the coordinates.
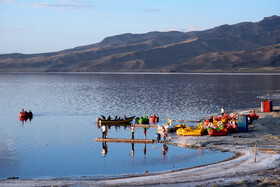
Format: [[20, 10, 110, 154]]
[[1, 0, 279, 54]]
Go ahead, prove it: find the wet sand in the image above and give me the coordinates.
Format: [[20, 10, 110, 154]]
[[1, 107, 280, 186]]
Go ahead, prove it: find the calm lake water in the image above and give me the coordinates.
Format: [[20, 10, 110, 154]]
[[1, 72, 280, 179]]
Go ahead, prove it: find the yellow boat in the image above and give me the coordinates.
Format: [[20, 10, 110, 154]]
[[175, 124, 186, 129], [176, 123, 204, 136], [176, 127, 184, 135], [98, 116, 135, 125]]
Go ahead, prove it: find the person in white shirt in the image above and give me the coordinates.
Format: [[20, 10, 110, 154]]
[[101, 125, 107, 139], [221, 107, 225, 116]]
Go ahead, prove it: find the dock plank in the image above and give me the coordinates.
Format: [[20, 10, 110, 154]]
[[94, 138, 155, 144]]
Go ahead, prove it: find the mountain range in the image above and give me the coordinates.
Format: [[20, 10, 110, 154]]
[[1, 15, 280, 72]]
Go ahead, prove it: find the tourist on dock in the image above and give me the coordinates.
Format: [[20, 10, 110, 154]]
[[221, 107, 225, 116], [162, 127, 168, 141], [143, 127, 147, 139], [101, 125, 107, 139], [130, 124, 134, 139], [105, 126, 108, 138]]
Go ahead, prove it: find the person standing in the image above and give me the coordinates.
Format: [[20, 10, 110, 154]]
[[143, 127, 147, 139], [101, 125, 107, 139], [162, 127, 168, 142], [130, 124, 135, 139], [221, 107, 225, 116]]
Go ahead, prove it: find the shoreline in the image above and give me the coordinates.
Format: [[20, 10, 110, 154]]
[[1, 107, 280, 186]]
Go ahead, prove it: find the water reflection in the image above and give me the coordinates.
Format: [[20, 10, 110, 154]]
[[162, 144, 169, 157], [102, 142, 108, 157], [143, 144, 147, 155], [130, 143, 134, 159], [1, 73, 279, 178]]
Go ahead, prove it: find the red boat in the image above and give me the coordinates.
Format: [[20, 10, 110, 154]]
[[215, 117, 222, 121], [208, 128, 228, 136], [249, 110, 259, 120], [19, 109, 33, 121], [149, 114, 159, 123], [19, 112, 26, 118], [225, 122, 238, 133]]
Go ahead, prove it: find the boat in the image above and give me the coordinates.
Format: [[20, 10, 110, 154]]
[[158, 118, 176, 132], [176, 123, 204, 136], [135, 114, 150, 124], [208, 128, 228, 136], [206, 121, 228, 136], [249, 110, 259, 120], [19, 112, 26, 118], [221, 114, 231, 124], [225, 121, 238, 133], [19, 110, 33, 121], [149, 114, 159, 123], [97, 116, 135, 125], [175, 123, 186, 129], [139, 117, 149, 124]]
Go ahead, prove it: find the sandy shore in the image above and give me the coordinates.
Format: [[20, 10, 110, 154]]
[[1, 108, 280, 186]]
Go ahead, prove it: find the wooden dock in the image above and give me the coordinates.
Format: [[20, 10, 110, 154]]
[[94, 138, 155, 144], [98, 123, 158, 128], [134, 124, 158, 128]]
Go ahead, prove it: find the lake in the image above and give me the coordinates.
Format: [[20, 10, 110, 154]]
[[1, 72, 280, 179]]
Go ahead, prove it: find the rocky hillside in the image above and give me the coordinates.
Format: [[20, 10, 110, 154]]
[[1, 15, 280, 72]]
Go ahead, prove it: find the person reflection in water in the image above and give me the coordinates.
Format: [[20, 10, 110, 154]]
[[143, 144, 146, 155], [130, 143, 134, 159], [162, 144, 169, 156], [102, 142, 108, 157]]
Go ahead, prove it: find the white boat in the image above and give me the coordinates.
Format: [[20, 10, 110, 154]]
[[158, 118, 176, 132]]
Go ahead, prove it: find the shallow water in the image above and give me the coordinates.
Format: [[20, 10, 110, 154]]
[[1, 72, 280, 179]]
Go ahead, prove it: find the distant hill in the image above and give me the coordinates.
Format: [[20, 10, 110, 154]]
[[1, 15, 280, 72]]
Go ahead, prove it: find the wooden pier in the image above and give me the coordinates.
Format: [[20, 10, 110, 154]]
[[94, 138, 156, 144], [134, 124, 158, 128], [98, 123, 158, 128]]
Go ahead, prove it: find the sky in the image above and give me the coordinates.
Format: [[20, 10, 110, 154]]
[[0, 0, 279, 54]]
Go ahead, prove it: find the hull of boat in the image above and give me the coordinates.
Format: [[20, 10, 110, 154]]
[[99, 116, 135, 125]]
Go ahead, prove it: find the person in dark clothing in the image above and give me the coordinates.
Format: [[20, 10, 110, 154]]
[[209, 116, 213, 124]]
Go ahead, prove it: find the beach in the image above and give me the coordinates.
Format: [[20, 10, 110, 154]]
[[1, 107, 280, 186]]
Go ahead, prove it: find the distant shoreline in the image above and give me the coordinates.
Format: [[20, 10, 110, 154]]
[[1, 71, 280, 76]]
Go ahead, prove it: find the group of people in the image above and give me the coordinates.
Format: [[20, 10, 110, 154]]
[[100, 115, 127, 121]]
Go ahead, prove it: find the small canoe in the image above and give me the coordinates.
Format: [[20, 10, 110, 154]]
[[98, 116, 135, 125]]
